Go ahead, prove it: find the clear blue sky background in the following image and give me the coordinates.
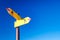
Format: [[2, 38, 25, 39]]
[[0, 0, 60, 40]]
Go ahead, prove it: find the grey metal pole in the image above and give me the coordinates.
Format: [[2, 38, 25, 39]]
[[16, 27, 20, 40]]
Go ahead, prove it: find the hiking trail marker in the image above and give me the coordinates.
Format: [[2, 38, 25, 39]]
[[6, 8, 31, 40]]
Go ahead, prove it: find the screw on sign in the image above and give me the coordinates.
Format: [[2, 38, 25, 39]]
[[6, 8, 31, 40]]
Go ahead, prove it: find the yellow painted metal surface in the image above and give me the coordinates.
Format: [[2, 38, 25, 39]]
[[14, 20, 25, 28], [6, 8, 21, 20], [14, 17, 31, 28], [6, 8, 31, 28]]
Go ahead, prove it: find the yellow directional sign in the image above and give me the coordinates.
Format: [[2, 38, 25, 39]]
[[6, 8, 31, 40], [6, 8, 31, 28], [14, 17, 31, 27], [6, 8, 21, 20]]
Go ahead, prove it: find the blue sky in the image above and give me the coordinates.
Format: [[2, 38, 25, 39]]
[[0, 0, 60, 40]]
